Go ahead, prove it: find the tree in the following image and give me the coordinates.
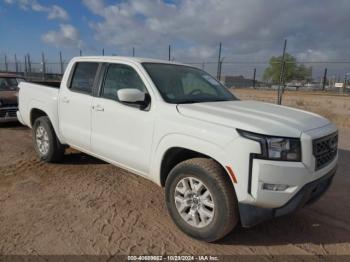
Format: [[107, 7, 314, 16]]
[[263, 53, 312, 84], [294, 64, 313, 82]]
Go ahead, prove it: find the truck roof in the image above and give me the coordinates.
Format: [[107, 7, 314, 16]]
[[72, 56, 190, 67]]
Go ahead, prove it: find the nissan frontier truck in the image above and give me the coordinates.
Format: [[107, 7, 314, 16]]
[[17, 56, 338, 242]]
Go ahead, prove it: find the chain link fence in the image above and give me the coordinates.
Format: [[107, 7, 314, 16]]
[[186, 60, 350, 95], [0, 52, 349, 95], [0, 60, 68, 82]]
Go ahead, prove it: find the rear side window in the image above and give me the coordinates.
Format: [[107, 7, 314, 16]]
[[70, 62, 99, 94]]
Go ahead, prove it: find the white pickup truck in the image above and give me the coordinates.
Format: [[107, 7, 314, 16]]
[[18, 56, 338, 242]]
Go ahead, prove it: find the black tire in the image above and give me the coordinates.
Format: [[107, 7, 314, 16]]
[[165, 158, 239, 242], [32, 116, 64, 163]]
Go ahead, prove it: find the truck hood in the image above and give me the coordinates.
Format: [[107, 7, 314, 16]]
[[177, 100, 330, 137]]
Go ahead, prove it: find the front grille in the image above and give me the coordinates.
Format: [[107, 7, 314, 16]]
[[0, 107, 18, 118], [313, 132, 338, 170]]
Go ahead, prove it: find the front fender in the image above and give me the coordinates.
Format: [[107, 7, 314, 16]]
[[150, 133, 235, 187]]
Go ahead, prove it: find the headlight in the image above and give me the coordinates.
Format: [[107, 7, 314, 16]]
[[238, 129, 301, 161]]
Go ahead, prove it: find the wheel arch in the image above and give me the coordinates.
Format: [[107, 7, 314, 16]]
[[29, 105, 63, 143], [30, 108, 48, 126], [160, 147, 208, 187]]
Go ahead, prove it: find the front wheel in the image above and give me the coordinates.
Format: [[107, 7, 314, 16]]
[[33, 116, 64, 163], [165, 158, 239, 242]]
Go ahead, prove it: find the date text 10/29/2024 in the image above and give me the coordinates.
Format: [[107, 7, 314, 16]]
[[127, 255, 219, 261]]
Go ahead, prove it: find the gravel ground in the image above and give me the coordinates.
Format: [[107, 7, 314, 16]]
[[0, 122, 349, 256]]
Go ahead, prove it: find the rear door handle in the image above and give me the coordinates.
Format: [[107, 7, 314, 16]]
[[95, 105, 104, 112], [62, 97, 70, 103]]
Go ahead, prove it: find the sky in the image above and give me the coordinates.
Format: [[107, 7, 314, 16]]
[[1, 0, 350, 78]]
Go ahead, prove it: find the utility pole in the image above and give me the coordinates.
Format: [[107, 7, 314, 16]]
[[24, 55, 28, 78], [168, 45, 171, 61], [132, 47, 135, 57], [59, 51, 64, 75], [253, 68, 257, 88], [277, 39, 287, 105], [80, 50, 82, 56], [102, 48, 105, 56], [218, 57, 224, 82], [14, 54, 19, 73], [322, 68, 328, 91], [217, 42, 222, 80], [27, 53, 32, 74]]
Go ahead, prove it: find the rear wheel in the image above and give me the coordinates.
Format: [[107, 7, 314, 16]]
[[33, 116, 64, 163], [165, 158, 239, 242]]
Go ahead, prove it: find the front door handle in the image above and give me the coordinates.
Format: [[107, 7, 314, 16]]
[[95, 105, 104, 112]]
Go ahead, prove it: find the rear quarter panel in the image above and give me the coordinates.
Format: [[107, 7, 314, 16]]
[[18, 82, 62, 141]]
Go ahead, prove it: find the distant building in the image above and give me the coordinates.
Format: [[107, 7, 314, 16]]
[[223, 75, 261, 88]]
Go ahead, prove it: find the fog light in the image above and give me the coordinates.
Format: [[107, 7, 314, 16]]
[[262, 183, 289, 191]]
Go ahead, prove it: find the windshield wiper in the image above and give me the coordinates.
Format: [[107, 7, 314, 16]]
[[177, 99, 233, 104], [177, 100, 201, 104]]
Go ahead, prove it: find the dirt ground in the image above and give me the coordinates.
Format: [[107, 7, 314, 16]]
[[0, 91, 350, 256]]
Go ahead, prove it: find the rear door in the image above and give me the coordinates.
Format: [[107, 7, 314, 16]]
[[58, 62, 99, 150]]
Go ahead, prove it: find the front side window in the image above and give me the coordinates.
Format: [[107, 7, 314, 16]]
[[0, 77, 18, 91], [70, 62, 99, 94], [142, 63, 237, 104], [101, 64, 146, 101]]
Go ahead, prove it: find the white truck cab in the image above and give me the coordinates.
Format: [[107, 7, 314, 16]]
[[17, 56, 338, 242]]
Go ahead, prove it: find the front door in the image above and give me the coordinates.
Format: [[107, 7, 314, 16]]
[[91, 63, 155, 174]]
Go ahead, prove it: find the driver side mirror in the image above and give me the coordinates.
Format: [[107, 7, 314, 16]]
[[117, 88, 150, 110]]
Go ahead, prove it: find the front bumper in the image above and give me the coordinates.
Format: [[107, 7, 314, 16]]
[[0, 106, 18, 123], [248, 153, 338, 209], [239, 166, 336, 227]]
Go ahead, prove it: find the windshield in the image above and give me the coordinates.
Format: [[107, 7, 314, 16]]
[[0, 77, 18, 91], [142, 63, 237, 104]]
